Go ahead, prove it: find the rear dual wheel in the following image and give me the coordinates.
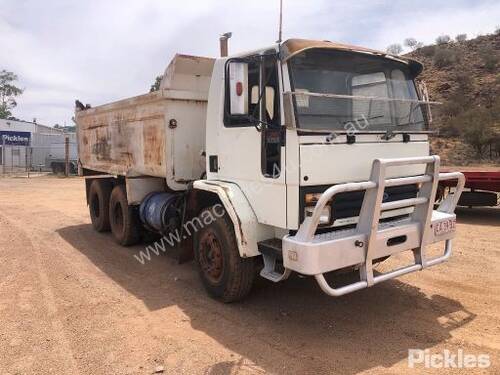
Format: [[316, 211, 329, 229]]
[[88, 179, 112, 232], [88, 180, 140, 246], [109, 185, 140, 246]]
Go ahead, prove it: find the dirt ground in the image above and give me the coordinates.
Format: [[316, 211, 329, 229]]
[[0, 176, 499, 375]]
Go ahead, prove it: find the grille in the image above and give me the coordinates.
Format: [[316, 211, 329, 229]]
[[331, 184, 418, 222], [299, 184, 419, 226]]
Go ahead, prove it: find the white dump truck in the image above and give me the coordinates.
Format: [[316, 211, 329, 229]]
[[76, 39, 465, 302]]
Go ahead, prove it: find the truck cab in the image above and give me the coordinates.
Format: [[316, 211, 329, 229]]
[[207, 39, 432, 230], [77, 39, 464, 302]]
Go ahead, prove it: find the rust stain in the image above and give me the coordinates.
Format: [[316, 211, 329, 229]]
[[86, 123, 108, 130], [221, 186, 246, 245], [92, 136, 111, 161], [203, 182, 246, 245], [143, 119, 165, 167]]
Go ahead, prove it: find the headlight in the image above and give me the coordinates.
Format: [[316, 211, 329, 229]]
[[304, 192, 322, 205], [304, 206, 331, 225]]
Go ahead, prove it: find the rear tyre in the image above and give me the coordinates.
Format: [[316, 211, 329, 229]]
[[88, 179, 111, 232], [109, 185, 140, 246], [194, 206, 255, 303]]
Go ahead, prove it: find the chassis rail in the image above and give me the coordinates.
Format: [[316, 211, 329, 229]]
[[283, 156, 465, 297]]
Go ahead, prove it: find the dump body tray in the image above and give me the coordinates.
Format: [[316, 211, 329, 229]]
[[75, 54, 215, 190]]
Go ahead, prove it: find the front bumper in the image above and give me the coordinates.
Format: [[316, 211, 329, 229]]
[[283, 156, 465, 297]]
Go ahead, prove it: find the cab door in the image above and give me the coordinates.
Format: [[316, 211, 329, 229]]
[[212, 52, 287, 228]]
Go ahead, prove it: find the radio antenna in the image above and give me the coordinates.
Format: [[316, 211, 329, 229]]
[[277, 0, 283, 43]]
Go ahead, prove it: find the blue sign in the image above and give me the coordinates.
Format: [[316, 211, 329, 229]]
[[0, 131, 31, 146]]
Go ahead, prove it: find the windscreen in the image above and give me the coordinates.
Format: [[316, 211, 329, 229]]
[[288, 49, 427, 132]]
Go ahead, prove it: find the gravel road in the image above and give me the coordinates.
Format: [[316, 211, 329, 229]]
[[0, 176, 498, 374]]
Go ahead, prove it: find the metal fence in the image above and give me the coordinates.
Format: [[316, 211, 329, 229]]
[[0, 142, 77, 177]]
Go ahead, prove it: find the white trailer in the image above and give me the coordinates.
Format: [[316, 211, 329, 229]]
[[76, 39, 464, 302]]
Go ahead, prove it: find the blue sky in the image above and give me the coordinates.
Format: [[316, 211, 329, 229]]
[[0, 0, 499, 126]]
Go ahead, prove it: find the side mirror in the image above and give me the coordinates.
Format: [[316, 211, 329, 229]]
[[228, 62, 248, 115], [417, 81, 433, 125]]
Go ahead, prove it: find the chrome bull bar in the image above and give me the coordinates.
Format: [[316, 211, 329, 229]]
[[283, 156, 465, 297]]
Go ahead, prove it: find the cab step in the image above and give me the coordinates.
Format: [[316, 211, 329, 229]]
[[257, 238, 283, 260], [258, 238, 290, 282]]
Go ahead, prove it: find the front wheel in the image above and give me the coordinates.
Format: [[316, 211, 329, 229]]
[[194, 207, 255, 303]]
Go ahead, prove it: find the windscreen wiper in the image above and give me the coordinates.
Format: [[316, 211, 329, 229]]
[[381, 129, 396, 140], [341, 114, 384, 126]]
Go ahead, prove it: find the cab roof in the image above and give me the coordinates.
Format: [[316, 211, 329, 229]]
[[281, 38, 423, 76]]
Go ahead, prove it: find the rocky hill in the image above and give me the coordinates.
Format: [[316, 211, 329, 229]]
[[406, 33, 499, 166]]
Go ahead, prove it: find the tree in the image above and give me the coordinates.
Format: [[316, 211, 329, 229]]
[[386, 44, 403, 55], [479, 47, 499, 72], [404, 38, 423, 51], [150, 75, 163, 92], [404, 38, 417, 48], [0, 70, 23, 119], [455, 34, 467, 42], [435, 35, 451, 45], [455, 107, 498, 158]]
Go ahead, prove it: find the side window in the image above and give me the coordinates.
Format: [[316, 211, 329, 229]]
[[224, 58, 280, 128], [223, 55, 282, 178]]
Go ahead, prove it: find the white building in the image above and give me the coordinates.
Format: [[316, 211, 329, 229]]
[[0, 119, 76, 173], [0, 118, 64, 135]]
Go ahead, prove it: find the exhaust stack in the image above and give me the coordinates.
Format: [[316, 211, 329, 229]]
[[219, 32, 232, 57]]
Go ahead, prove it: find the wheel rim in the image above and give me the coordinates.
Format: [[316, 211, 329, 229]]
[[113, 202, 124, 233], [199, 230, 224, 284]]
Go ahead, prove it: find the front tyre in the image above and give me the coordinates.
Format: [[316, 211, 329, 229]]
[[194, 207, 255, 303]]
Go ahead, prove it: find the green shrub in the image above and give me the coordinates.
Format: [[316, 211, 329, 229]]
[[454, 71, 473, 91], [455, 107, 497, 157], [420, 45, 436, 57], [433, 48, 457, 67], [441, 100, 464, 118], [479, 47, 498, 72], [438, 119, 461, 137]]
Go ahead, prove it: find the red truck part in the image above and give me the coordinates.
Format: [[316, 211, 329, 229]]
[[440, 170, 500, 207]]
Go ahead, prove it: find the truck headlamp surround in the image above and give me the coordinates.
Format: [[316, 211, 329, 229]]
[[304, 205, 331, 225], [305, 192, 331, 205]]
